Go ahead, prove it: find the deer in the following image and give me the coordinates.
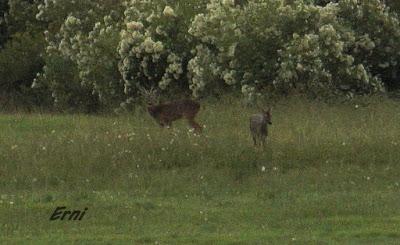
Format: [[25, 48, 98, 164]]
[[249, 108, 272, 146], [139, 86, 202, 133]]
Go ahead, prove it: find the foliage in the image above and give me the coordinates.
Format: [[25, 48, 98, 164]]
[[33, 0, 126, 111], [0, 30, 48, 109], [0, 0, 49, 109], [1, 0, 400, 110], [118, 0, 208, 107], [0, 0, 9, 47]]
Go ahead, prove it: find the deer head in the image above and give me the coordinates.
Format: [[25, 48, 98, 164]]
[[137, 85, 159, 106], [262, 107, 272, 125]]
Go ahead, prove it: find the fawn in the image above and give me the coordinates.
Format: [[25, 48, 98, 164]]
[[139, 86, 202, 132], [250, 108, 272, 146]]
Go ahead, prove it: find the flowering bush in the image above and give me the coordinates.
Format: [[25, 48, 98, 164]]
[[34, 0, 125, 111], [188, 0, 390, 100], [118, 0, 208, 105], [6, 0, 396, 110], [275, 1, 386, 97]]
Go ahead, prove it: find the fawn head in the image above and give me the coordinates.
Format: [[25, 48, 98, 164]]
[[262, 108, 272, 125]]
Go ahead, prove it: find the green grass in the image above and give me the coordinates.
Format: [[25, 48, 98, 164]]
[[1, 96, 400, 244]]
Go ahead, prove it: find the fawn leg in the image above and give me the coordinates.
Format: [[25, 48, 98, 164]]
[[252, 134, 257, 146], [261, 136, 267, 147]]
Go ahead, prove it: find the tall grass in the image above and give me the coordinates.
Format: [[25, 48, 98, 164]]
[[1, 96, 399, 189]]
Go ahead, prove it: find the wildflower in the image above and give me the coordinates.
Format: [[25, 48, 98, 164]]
[[11, 145, 18, 150], [261, 166, 266, 172]]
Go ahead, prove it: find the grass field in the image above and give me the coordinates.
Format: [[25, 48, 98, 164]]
[[1, 96, 400, 244]]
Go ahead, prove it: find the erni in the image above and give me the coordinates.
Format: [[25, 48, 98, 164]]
[[50, 206, 88, 221]]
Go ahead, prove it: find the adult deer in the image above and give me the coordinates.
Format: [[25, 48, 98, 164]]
[[139, 86, 202, 133]]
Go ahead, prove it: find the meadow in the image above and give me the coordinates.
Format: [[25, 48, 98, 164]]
[[1, 96, 400, 244]]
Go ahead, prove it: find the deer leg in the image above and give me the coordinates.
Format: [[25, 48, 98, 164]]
[[187, 119, 202, 133], [159, 120, 171, 128]]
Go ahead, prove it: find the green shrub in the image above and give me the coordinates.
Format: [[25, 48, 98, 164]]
[[0, 32, 49, 110]]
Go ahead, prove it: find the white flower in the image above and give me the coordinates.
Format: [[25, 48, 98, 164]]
[[126, 21, 144, 31], [222, 0, 235, 6], [163, 6, 176, 17]]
